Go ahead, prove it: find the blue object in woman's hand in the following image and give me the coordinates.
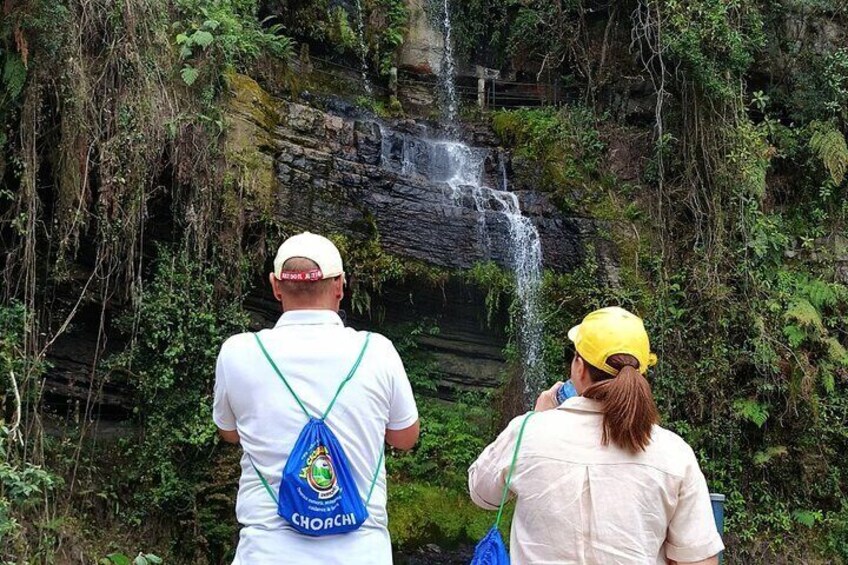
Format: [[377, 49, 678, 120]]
[[556, 379, 578, 404]]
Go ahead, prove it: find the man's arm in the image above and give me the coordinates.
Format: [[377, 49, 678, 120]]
[[218, 428, 240, 444], [383, 336, 420, 451], [213, 340, 239, 444], [385, 419, 420, 451]]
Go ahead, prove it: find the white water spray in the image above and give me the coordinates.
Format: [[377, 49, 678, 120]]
[[354, 0, 372, 95], [438, 0, 458, 124], [379, 127, 545, 399]]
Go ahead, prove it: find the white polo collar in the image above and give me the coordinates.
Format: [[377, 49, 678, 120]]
[[274, 309, 344, 328]]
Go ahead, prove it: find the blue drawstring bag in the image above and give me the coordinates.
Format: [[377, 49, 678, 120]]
[[471, 527, 510, 565], [470, 411, 535, 565], [249, 332, 384, 537]]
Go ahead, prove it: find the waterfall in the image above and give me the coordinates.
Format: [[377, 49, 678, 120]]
[[438, 0, 458, 124], [379, 126, 545, 401], [495, 161, 544, 398], [354, 0, 372, 95]]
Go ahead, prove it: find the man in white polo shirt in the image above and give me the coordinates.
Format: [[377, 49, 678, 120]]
[[213, 231, 420, 564]]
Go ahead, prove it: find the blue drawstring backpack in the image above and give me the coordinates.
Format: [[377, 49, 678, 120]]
[[248, 332, 383, 537], [470, 411, 536, 565]]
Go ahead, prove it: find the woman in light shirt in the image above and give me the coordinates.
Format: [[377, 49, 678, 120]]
[[468, 307, 724, 564]]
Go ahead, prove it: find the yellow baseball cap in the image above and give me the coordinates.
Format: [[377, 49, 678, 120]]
[[567, 306, 658, 376]]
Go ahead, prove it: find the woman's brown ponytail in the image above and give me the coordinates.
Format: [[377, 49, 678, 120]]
[[581, 354, 659, 453]]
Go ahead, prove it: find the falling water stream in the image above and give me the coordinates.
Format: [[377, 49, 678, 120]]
[[438, 0, 458, 124], [420, 0, 545, 398], [379, 127, 545, 399], [354, 0, 372, 95]]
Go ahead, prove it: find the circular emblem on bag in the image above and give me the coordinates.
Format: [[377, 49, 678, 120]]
[[307, 454, 337, 493]]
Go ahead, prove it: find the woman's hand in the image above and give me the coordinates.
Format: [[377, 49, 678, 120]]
[[534, 381, 564, 412]]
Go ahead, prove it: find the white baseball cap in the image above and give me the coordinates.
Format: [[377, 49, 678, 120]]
[[272, 232, 344, 282]]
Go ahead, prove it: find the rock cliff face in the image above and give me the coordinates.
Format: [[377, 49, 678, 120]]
[[222, 75, 610, 393], [270, 103, 596, 271], [398, 0, 445, 75], [43, 76, 609, 411]]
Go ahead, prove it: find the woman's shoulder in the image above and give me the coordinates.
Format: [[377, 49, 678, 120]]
[[643, 424, 700, 474], [650, 424, 696, 453]]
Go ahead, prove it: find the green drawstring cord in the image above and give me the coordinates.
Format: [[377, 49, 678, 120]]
[[248, 453, 279, 505], [494, 411, 536, 528], [247, 331, 382, 506], [247, 448, 384, 506], [252, 332, 372, 421]]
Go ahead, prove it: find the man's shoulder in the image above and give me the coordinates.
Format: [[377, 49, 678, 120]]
[[219, 331, 257, 357], [359, 330, 396, 352]]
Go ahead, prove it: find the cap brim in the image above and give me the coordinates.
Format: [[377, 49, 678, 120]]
[[567, 324, 580, 343]]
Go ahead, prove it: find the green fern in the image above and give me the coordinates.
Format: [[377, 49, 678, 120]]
[[2, 54, 27, 99], [753, 445, 788, 465], [797, 275, 839, 310], [784, 298, 823, 331], [809, 121, 848, 185], [733, 398, 769, 427], [820, 368, 836, 395], [825, 337, 848, 366], [180, 65, 199, 86], [792, 510, 822, 528], [783, 324, 806, 348]]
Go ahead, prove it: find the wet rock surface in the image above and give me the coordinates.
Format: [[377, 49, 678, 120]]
[[44, 83, 610, 412], [245, 276, 509, 393], [271, 101, 601, 272]]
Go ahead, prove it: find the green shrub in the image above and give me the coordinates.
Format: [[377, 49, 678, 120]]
[[174, 0, 294, 87], [492, 106, 604, 209], [388, 397, 492, 491], [388, 481, 510, 549], [107, 246, 248, 554]]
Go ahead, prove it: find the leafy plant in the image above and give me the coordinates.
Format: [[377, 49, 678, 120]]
[[108, 246, 249, 546], [383, 321, 442, 393], [99, 553, 162, 565], [368, 0, 408, 76], [388, 481, 506, 548], [388, 397, 491, 490], [327, 6, 358, 53], [173, 0, 293, 87], [808, 121, 848, 185], [465, 262, 515, 326], [492, 106, 604, 207], [1, 54, 26, 99]]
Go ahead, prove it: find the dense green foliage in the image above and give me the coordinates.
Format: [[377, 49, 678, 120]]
[[175, 0, 293, 87], [492, 106, 605, 207], [109, 248, 249, 540], [271, 0, 407, 76], [2, 0, 848, 562], [486, 1, 848, 560]]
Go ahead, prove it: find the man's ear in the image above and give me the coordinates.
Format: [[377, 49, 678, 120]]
[[334, 276, 344, 300], [269, 273, 283, 302]]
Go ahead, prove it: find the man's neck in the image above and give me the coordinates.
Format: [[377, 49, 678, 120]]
[[279, 301, 340, 312]]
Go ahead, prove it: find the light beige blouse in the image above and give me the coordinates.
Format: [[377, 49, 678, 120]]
[[469, 396, 725, 564]]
